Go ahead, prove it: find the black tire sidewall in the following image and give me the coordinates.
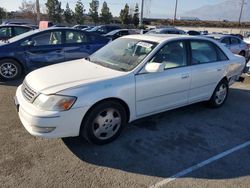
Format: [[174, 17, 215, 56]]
[[0, 59, 22, 81], [209, 80, 228, 108], [81, 101, 127, 145]]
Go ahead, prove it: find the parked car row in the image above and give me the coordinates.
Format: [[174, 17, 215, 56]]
[[0, 25, 33, 41], [0, 22, 249, 81]]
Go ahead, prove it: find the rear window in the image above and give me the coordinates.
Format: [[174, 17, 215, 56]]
[[14, 27, 31, 35], [231, 37, 240, 44], [190, 40, 228, 64], [65, 31, 88, 44], [221, 37, 230, 45]]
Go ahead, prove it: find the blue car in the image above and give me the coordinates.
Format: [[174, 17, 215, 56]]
[[0, 28, 109, 80]]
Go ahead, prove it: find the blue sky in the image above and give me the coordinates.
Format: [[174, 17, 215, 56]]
[[0, 0, 225, 18]]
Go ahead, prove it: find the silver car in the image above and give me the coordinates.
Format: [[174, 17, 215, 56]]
[[207, 34, 250, 60]]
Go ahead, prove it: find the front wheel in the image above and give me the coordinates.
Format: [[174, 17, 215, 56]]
[[81, 101, 127, 145], [208, 80, 228, 108], [0, 59, 22, 81]]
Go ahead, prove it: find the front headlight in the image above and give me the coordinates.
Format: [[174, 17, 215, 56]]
[[33, 94, 77, 111]]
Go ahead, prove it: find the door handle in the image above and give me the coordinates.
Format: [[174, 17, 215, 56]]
[[54, 49, 63, 53], [86, 45, 91, 50], [217, 68, 222, 72], [181, 74, 190, 79]]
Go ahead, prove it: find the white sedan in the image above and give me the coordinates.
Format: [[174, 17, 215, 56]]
[[15, 35, 245, 144]]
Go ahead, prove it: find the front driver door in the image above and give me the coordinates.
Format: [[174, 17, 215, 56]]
[[24, 30, 64, 70], [135, 40, 191, 116]]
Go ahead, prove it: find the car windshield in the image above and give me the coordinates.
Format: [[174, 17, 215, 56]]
[[88, 26, 101, 32], [8, 29, 39, 43], [89, 38, 157, 72], [106, 29, 120, 36]]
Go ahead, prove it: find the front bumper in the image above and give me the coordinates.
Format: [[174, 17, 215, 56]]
[[15, 85, 89, 138]]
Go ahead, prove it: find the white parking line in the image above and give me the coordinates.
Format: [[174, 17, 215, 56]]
[[150, 141, 250, 188]]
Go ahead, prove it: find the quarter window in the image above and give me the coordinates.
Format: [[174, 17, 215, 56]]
[[65, 31, 87, 44], [190, 41, 218, 64], [150, 41, 187, 69]]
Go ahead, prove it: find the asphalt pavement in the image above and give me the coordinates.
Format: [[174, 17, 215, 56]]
[[0, 76, 250, 188]]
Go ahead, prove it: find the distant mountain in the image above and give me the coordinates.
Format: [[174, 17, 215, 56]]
[[182, 0, 250, 21]]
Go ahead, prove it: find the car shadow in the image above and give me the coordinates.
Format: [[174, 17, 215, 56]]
[[63, 87, 250, 179], [0, 77, 24, 86]]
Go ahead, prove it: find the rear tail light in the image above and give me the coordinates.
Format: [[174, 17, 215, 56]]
[[247, 44, 250, 49]]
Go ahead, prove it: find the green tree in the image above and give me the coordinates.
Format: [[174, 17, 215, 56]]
[[132, 3, 139, 27], [89, 0, 99, 24], [120, 4, 131, 25], [100, 1, 112, 24], [45, 0, 63, 23], [64, 3, 74, 24], [0, 7, 7, 22], [74, 0, 85, 24]]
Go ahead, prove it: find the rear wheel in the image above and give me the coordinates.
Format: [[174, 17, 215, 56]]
[[81, 101, 127, 145], [208, 80, 228, 108], [0, 59, 22, 81]]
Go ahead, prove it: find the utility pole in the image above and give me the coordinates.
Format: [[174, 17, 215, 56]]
[[238, 0, 245, 26], [173, 0, 178, 24], [139, 0, 144, 28], [36, 0, 40, 24]]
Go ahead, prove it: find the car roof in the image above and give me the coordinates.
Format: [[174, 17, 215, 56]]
[[123, 34, 214, 43], [0, 24, 32, 28]]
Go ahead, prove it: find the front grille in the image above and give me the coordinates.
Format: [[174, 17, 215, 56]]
[[21, 81, 38, 103]]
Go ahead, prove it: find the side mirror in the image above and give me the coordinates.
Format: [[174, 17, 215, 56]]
[[21, 40, 34, 47], [145, 62, 165, 73]]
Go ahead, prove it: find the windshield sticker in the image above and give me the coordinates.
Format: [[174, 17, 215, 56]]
[[137, 42, 153, 48]]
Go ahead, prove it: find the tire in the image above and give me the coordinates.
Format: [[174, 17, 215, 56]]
[[208, 79, 229, 108], [0, 59, 22, 81], [80, 101, 127, 145]]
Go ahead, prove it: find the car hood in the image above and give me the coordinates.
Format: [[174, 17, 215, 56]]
[[25, 59, 127, 94]]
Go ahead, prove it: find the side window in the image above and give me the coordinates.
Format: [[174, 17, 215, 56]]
[[14, 27, 31, 36], [150, 41, 187, 69], [31, 31, 62, 46], [231, 37, 240, 45], [0, 27, 11, 37], [190, 41, 218, 64], [65, 31, 87, 44], [221, 37, 230, 45]]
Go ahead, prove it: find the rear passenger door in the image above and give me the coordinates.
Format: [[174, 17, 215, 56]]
[[189, 40, 228, 103], [64, 30, 92, 61]]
